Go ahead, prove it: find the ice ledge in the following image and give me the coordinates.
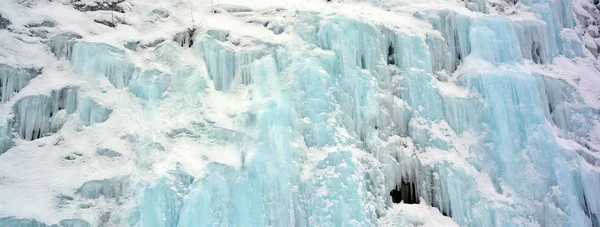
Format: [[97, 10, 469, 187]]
[[378, 202, 459, 227]]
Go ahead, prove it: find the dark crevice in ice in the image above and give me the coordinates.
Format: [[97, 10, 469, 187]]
[[174, 28, 197, 48], [94, 19, 117, 28], [29, 29, 50, 39], [390, 179, 419, 204], [25, 20, 56, 28], [532, 41, 542, 64], [387, 42, 395, 65], [582, 193, 600, 227], [360, 55, 367, 69]]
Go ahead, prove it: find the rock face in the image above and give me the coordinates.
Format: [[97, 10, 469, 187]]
[[0, 14, 10, 29]]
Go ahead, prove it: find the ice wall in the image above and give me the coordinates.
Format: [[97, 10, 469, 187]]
[[1, 0, 599, 226], [47, 32, 82, 60], [0, 64, 40, 153], [167, 8, 598, 227], [0, 64, 40, 103], [78, 98, 112, 125], [14, 87, 78, 141], [129, 69, 171, 101], [114, 9, 599, 227], [195, 36, 268, 91]]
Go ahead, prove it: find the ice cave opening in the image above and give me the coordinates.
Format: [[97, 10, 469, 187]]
[[390, 180, 419, 204]]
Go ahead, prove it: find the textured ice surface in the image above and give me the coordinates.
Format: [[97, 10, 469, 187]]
[[195, 35, 268, 91], [14, 87, 78, 141], [0, 217, 49, 227], [128, 69, 171, 101], [132, 170, 193, 227], [47, 32, 82, 60], [76, 176, 130, 200], [1, 0, 600, 226], [0, 64, 40, 103], [147, 11, 599, 226], [72, 42, 135, 88], [78, 98, 111, 125], [0, 217, 91, 227]]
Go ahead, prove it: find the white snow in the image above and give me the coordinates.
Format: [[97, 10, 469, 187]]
[[0, 0, 599, 226], [379, 202, 459, 227]]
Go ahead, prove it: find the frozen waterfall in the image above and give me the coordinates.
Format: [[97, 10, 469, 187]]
[[0, 0, 599, 226]]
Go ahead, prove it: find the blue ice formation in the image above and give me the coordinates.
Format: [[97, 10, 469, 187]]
[[131, 170, 194, 227], [72, 42, 136, 88], [47, 32, 82, 59], [195, 34, 269, 91], [76, 176, 131, 200], [124, 7, 596, 227], [92, 9, 597, 226], [0, 64, 40, 103], [0, 65, 41, 153], [0, 215, 92, 227], [1, 0, 600, 226], [14, 87, 78, 141], [0, 216, 91, 227], [78, 98, 111, 125], [129, 69, 171, 101], [0, 87, 78, 154]]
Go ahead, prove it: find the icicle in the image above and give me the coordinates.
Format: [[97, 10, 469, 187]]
[[0, 124, 14, 154], [134, 170, 193, 227], [426, 34, 451, 74], [47, 32, 82, 59], [196, 36, 235, 91], [96, 148, 121, 157], [430, 11, 471, 72], [72, 42, 136, 88], [13, 87, 78, 141], [514, 20, 553, 64], [0, 64, 40, 103], [79, 98, 112, 125], [195, 35, 267, 91], [470, 17, 523, 64]]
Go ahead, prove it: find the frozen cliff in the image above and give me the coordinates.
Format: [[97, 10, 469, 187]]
[[0, 0, 600, 226]]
